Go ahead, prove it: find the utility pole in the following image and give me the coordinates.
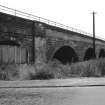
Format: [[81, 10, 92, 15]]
[[32, 21, 35, 63], [92, 11, 96, 58]]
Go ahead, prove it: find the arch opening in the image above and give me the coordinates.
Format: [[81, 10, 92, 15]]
[[53, 46, 78, 64], [99, 49, 105, 58], [84, 48, 96, 60]]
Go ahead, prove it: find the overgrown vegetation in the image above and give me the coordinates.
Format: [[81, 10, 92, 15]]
[[0, 58, 105, 80], [32, 58, 105, 79]]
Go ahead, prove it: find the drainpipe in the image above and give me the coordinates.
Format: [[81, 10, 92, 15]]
[[92, 11, 96, 58]]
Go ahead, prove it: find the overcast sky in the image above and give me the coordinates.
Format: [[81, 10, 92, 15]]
[[0, 0, 105, 39]]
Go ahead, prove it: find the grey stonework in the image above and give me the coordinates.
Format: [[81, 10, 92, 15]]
[[0, 12, 105, 65]]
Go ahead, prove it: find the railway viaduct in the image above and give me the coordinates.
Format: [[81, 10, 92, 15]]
[[0, 6, 105, 65]]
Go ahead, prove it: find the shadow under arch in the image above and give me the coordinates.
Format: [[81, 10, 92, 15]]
[[84, 48, 96, 61], [52, 46, 78, 64], [0, 40, 20, 46], [99, 49, 105, 58]]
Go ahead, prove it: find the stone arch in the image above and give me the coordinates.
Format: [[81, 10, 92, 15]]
[[52, 46, 78, 64], [99, 49, 105, 58], [84, 48, 96, 60]]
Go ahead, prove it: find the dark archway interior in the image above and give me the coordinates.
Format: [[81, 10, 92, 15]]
[[53, 46, 78, 64], [84, 48, 96, 60], [99, 49, 105, 58]]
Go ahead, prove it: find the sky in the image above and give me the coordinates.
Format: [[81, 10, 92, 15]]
[[0, 0, 105, 39]]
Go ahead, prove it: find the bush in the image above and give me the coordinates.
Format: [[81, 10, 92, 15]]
[[30, 58, 105, 79], [43, 58, 105, 78], [69, 60, 101, 77], [18, 64, 36, 80], [30, 63, 54, 80], [30, 71, 54, 80], [0, 58, 105, 80], [97, 58, 105, 76], [0, 64, 19, 80]]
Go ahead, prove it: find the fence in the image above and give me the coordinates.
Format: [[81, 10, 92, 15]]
[[0, 45, 28, 64]]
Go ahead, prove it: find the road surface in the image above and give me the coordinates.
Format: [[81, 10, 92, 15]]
[[0, 78, 105, 105]]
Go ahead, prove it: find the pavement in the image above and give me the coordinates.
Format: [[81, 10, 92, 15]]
[[0, 77, 105, 88]]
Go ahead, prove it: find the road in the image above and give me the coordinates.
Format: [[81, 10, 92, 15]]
[[0, 78, 105, 105]]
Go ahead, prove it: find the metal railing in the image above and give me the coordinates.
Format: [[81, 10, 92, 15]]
[[0, 5, 104, 41]]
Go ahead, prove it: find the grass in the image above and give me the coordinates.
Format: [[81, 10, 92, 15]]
[[32, 58, 105, 79], [0, 58, 105, 80]]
